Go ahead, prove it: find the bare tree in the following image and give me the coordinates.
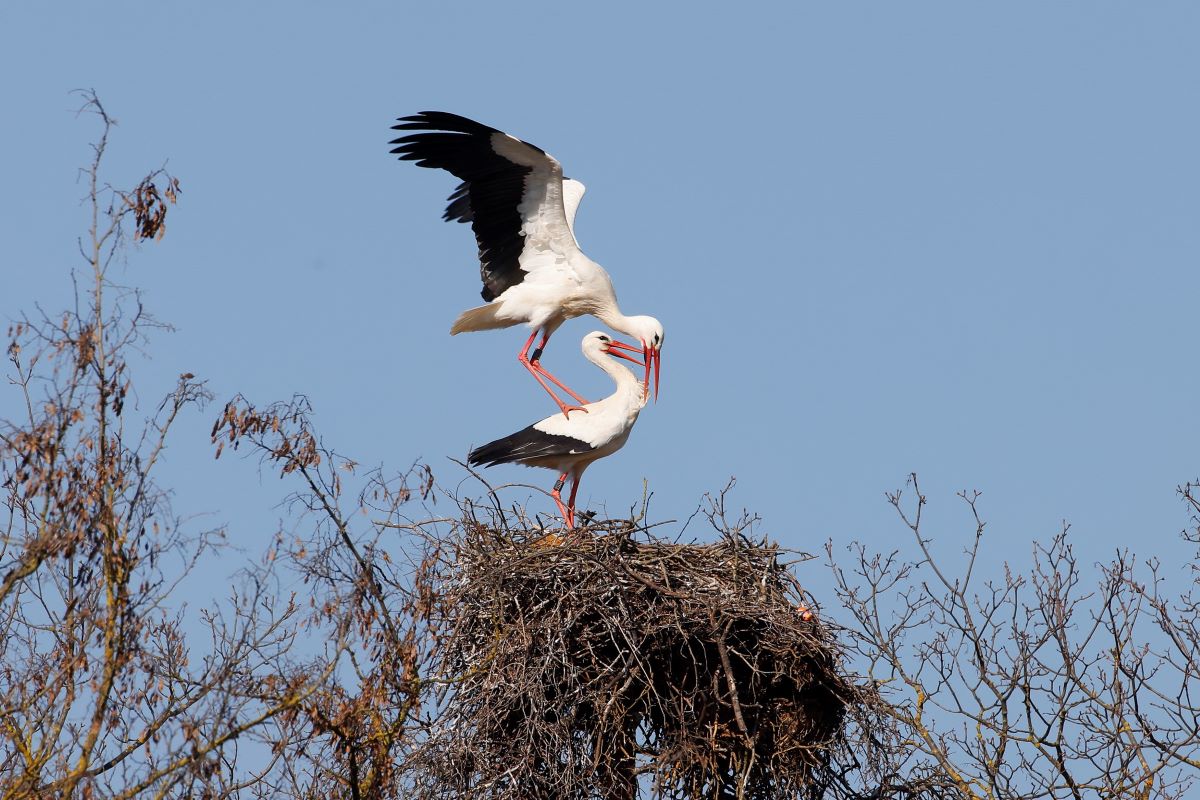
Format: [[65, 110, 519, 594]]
[[826, 473, 1200, 799], [208, 393, 445, 798], [0, 94, 472, 799], [0, 93, 346, 799]]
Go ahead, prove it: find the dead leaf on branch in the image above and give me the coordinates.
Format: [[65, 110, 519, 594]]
[[131, 175, 181, 241]]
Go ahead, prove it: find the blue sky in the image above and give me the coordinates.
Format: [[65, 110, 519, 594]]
[[2, 3, 1198, 601]]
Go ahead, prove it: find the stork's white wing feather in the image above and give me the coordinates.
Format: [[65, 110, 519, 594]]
[[489, 133, 582, 264], [561, 179, 587, 245]]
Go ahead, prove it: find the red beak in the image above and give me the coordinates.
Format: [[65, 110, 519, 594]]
[[604, 338, 645, 367], [644, 344, 660, 402], [606, 339, 659, 401]]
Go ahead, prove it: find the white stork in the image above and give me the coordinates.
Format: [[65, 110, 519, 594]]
[[468, 331, 648, 528], [389, 111, 664, 416]]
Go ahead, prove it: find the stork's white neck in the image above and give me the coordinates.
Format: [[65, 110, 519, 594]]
[[587, 347, 647, 408], [594, 307, 660, 358], [594, 306, 639, 340]]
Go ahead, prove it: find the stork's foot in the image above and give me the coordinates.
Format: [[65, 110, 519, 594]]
[[558, 404, 589, 420]]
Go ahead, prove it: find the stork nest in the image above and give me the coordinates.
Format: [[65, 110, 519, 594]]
[[415, 518, 854, 799]]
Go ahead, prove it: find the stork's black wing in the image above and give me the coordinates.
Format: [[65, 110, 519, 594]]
[[469, 425, 594, 468], [390, 111, 574, 302]]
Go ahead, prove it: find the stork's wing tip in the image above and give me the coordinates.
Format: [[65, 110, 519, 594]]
[[389, 111, 498, 137], [390, 111, 436, 131], [387, 139, 418, 157]]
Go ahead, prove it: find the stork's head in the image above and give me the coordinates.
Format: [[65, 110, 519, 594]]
[[620, 315, 663, 402], [586, 331, 644, 364], [585, 330, 653, 392]]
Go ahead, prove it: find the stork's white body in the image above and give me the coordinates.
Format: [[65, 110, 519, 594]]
[[456, 200, 618, 338], [468, 332, 648, 526], [518, 343, 645, 474]]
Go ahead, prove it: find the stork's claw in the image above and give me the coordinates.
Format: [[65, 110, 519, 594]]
[[560, 405, 589, 419]]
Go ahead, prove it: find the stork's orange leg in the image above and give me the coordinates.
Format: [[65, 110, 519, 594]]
[[566, 475, 582, 529], [518, 330, 589, 418], [550, 472, 574, 528]]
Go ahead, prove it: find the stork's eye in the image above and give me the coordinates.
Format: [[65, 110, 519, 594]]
[[599, 335, 610, 342], [653, 335, 660, 344]]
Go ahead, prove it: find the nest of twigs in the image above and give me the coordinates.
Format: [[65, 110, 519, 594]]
[[416, 518, 853, 799]]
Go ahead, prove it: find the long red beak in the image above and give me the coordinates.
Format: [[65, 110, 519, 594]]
[[604, 339, 645, 367], [646, 345, 660, 402], [606, 339, 659, 401]]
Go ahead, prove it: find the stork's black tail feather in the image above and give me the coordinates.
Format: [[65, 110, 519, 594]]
[[469, 425, 595, 468], [468, 429, 527, 468]]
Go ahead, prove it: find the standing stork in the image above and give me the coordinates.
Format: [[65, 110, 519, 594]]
[[389, 111, 663, 416], [468, 331, 648, 528]]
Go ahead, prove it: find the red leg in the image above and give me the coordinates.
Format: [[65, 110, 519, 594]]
[[530, 330, 589, 405], [518, 331, 589, 418], [531, 330, 550, 361], [550, 473, 573, 528], [530, 361, 589, 404], [566, 475, 582, 528]]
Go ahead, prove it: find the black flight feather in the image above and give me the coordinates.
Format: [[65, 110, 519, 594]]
[[469, 425, 595, 468], [390, 111, 551, 302]]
